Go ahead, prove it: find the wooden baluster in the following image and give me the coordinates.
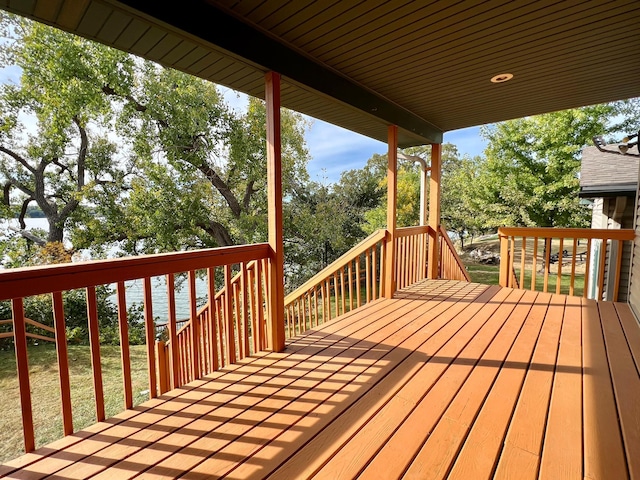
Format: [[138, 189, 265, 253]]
[[499, 233, 509, 287], [232, 280, 241, 357], [12, 298, 34, 452], [166, 273, 179, 388], [224, 264, 236, 364], [326, 278, 332, 321], [141, 279, 157, 399], [598, 238, 608, 300], [356, 255, 362, 308], [543, 238, 551, 293], [556, 238, 564, 294], [531, 237, 538, 290], [584, 238, 592, 298], [257, 259, 266, 350], [333, 272, 339, 318], [366, 249, 372, 303], [188, 270, 200, 380], [241, 263, 250, 357], [613, 239, 624, 301], [215, 298, 225, 366], [117, 282, 133, 409], [297, 295, 304, 335], [313, 288, 319, 328], [207, 267, 218, 372], [86, 286, 106, 418], [520, 237, 526, 288], [51, 291, 73, 436], [340, 267, 346, 314], [247, 265, 257, 355], [155, 341, 169, 394], [570, 238, 578, 296], [348, 263, 354, 312]]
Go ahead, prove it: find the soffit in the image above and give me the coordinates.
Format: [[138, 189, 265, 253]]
[[2, 1, 639, 147]]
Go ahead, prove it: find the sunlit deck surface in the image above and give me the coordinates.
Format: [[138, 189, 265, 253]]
[[2, 279, 640, 480]]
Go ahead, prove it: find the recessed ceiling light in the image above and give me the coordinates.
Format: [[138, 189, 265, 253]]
[[491, 73, 514, 83]]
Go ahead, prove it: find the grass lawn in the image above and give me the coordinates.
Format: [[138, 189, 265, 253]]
[[0, 344, 149, 463]]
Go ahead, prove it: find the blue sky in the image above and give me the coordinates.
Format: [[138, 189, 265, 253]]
[[221, 88, 487, 184]]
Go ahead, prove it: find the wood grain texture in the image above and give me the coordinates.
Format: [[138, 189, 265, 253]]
[[3, 280, 640, 480]]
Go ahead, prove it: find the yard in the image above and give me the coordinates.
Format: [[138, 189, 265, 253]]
[[0, 344, 149, 463]]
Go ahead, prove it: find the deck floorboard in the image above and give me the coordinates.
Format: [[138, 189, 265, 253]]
[[2, 280, 639, 480]]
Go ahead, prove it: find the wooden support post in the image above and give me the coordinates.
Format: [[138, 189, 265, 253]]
[[383, 125, 398, 298], [499, 231, 509, 287], [427, 143, 442, 279], [265, 71, 285, 352]]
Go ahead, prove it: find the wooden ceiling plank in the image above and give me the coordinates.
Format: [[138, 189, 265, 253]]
[[33, 0, 63, 20], [174, 45, 209, 71], [340, 0, 587, 77], [112, 17, 148, 50], [282, 0, 378, 45], [53, 0, 88, 30], [146, 33, 184, 62], [188, 52, 226, 76], [97, 8, 131, 44], [347, 1, 627, 82], [306, 0, 461, 59], [7, 0, 35, 15], [160, 41, 197, 67], [130, 26, 166, 57], [76, 1, 112, 38], [254, 0, 313, 32], [386, 27, 634, 106]]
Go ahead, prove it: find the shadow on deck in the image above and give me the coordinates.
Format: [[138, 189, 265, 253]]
[[1, 279, 639, 479]]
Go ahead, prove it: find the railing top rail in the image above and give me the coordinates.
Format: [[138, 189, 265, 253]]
[[0, 243, 270, 301], [395, 225, 430, 238], [284, 229, 386, 304], [498, 227, 635, 241]]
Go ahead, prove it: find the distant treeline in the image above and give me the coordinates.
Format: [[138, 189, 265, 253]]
[[17, 206, 46, 218]]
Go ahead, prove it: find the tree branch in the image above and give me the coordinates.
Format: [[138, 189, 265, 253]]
[[243, 180, 256, 210], [72, 115, 87, 190], [18, 197, 34, 230], [8, 226, 46, 247], [196, 163, 243, 218], [197, 220, 234, 247], [0, 145, 35, 173]]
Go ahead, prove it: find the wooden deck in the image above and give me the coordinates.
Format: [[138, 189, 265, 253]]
[[2, 279, 640, 479]]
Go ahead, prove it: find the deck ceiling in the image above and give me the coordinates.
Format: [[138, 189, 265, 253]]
[[2, 1, 640, 147]]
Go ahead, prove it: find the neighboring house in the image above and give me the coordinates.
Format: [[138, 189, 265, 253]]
[[579, 144, 639, 301]]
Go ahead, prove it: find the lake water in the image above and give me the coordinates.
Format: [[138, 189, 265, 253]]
[[1, 217, 208, 321]]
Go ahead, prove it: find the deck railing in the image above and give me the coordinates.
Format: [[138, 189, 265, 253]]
[[284, 229, 387, 337], [439, 226, 471, 282], [0, 225, 470, 455], [394, 226, 429, 290], [0, 243, 271, 453], [498, 227, 635, 300], [155, 259, 268, 393]]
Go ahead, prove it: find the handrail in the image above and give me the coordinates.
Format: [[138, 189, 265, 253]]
[[498, 227, 634, 241], [498, 227, 634, 300], [439, 226, 471, 282], [1, 242, 272, 454], [0, 243, 271, 301], [285, 229, 387, 304], [284, 229, 388, 337]]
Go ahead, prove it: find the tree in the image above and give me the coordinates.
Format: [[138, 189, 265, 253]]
[[0, 14, 132, 247], [476, 102, 640, 228]]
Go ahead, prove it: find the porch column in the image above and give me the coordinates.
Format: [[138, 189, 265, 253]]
[[427, 143, 442, 279], [383, 125, 398, 298], [265, 71, 285, 352]]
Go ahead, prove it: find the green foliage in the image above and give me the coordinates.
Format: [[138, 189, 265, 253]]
[[0, 286, 145, 349], [476, 102, 640, 228]]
